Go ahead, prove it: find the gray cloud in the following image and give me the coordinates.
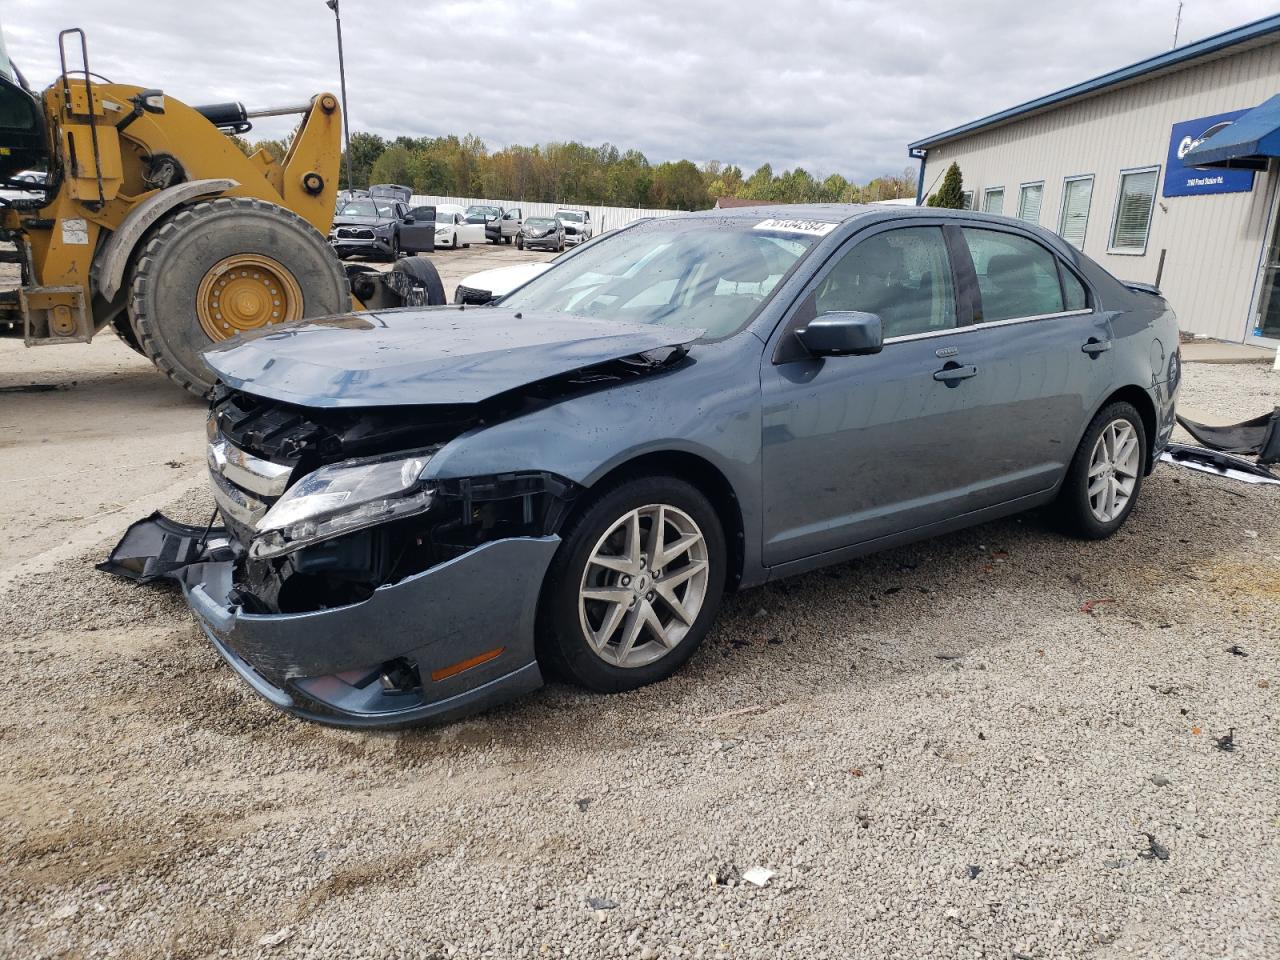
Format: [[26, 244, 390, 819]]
[[5, 0, 1276, 182]]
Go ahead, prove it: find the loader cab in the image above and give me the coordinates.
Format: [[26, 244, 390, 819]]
[[0, 40, 48, 182]]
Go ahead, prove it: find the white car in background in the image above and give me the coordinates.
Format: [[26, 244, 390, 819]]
[[553, 208, 593, 245], [453, 260, 553, 304], [0, 169, 46, 201], [430, 203, 486, 249]]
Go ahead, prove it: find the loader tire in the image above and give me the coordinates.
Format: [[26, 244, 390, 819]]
[[129, 197, 349, 397], [111, 313, 146, 356]]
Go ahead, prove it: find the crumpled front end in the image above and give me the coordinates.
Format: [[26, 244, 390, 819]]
[[188, 534, 555, 728], [102, 385, 589, 727]]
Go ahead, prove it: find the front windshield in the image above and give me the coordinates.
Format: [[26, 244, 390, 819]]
[[467, 205, 499, 217], [500, 217, 824, 338], [526, 218, 555, 228], [556, 211, 584, 222], [339, 200, 394, 218]]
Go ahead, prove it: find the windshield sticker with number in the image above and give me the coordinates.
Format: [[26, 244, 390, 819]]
[[753, 218, 837, 236]]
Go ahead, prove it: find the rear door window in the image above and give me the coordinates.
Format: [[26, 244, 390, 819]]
[[961, 228, 1067, 322]]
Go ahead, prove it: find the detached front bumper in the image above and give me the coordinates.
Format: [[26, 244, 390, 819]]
[[106, 517, 558, 728]]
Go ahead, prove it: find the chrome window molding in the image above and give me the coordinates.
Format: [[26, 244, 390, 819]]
[[883, 308, 1095, 345]]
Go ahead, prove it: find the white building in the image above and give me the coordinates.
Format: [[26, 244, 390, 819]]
[[909, 14, 1280, 346]]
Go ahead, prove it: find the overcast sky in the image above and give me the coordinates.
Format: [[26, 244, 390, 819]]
[[4, 0, 1277, 182]]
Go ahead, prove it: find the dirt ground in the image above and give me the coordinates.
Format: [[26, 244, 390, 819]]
[[0, 269, 1277, 958]]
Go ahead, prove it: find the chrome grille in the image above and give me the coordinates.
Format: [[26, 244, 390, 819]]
[[207, 437, 293, 539], [337, 227, 375, 240]]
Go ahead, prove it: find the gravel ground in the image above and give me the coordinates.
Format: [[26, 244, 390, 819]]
[[1, 363, 1277, 960]]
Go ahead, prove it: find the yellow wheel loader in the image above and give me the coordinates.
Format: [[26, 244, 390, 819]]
[[0, 28, 444, 396]]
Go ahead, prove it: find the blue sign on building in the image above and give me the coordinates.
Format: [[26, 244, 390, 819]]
[[1163, 110, 1256, 197]]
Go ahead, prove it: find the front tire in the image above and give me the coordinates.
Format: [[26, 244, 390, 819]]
[[516, 235, 524, 250], [538, 476, 726, 693], [129, 197, 349, 397], [451, 232, 459, 249], [1057, 401, 1147, 539]]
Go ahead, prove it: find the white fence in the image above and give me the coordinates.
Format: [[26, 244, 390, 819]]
[[407, 195, 681, 233]]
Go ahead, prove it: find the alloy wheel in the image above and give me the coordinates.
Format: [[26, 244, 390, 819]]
[[1087, 418, 1141, 522], [578, 504, 710, 668]]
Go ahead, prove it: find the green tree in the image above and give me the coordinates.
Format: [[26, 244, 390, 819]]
[[741, 163, 775, 200], [926, 162, 965, 208], [649, 160, 710, 210], [369, 143, 413, 186], [340, 132, 387, 189]]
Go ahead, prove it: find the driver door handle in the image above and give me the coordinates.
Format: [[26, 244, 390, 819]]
[[1082, 338, 1113, 355], [933, 363, 978, 383]]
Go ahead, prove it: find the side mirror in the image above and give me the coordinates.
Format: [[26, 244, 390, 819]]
[[403, 216, 415, 225], [795, 311, 884, 357]]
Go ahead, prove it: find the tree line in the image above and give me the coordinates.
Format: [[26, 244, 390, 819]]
[[234, 131, 917, 211]]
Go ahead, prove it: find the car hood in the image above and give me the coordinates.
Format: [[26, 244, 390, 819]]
[[204, 308, 702, 408]]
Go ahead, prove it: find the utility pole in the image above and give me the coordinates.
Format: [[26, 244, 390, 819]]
[[1172, 1, 1184, 48], [326, 0, 355, 190]]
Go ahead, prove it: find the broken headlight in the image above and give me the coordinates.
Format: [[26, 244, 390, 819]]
[[249, 449, 436, 560]]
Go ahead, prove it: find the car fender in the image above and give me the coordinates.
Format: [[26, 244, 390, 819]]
[[95, 178, 240, 301], [423, 344, 769, 584]]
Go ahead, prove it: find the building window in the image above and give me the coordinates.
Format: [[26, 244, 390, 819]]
[[1109, 166, 1159, 254], [1017, 182, 1044, 224], [961, 190, 975, 210], [1058, 176, 1094, 249], [983, 187, 1004, 214]]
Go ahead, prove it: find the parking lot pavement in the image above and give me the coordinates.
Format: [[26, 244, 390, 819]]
[[0, 245, 554, 575], [1, 349, 1278, 955]]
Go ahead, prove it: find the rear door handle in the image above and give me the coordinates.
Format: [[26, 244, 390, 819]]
[[933, 364, 978, 383], [1082, 338, 1112, 355]]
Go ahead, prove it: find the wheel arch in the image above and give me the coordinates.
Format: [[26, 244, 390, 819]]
[[1095, 384, 1159, 474], [94, 178, 240, 301], [582, 450, 747, 591]]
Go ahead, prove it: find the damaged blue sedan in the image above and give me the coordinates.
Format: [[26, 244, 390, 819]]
[[105, 205, 1181, 727]]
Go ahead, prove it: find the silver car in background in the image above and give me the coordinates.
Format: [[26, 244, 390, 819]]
[[553, 208, 592, 245]]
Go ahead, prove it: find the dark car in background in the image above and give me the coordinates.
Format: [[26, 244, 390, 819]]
[[329, 198, 434, 259], [120, 205, 1180, 728], [517, 216, 565, 251]]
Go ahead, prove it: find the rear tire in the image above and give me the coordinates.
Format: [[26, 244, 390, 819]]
[[128, 197, 349, 397], [1056, 401, 1147, 539], [537, 475, 726, 693]]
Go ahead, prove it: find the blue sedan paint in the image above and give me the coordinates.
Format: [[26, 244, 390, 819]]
[[152, 203, 1180, 727], [203, 309, 701, 408]]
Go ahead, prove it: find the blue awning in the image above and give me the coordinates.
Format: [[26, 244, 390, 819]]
[[1182, 93, 1280, 170]]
